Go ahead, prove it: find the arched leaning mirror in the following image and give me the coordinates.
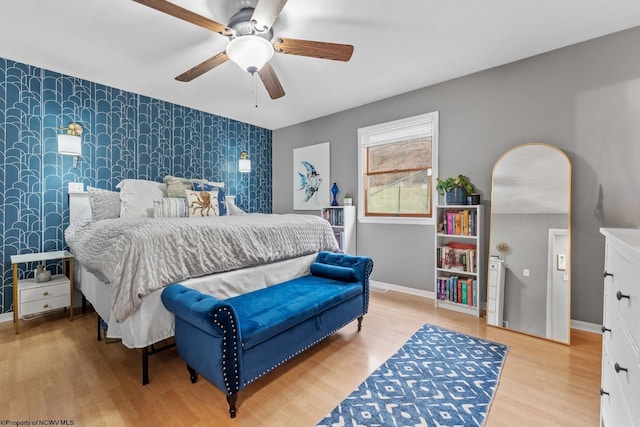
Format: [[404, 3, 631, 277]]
[[486, 143, 571, 344]]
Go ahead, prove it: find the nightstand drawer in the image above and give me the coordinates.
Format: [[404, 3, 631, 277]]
[[20, 294, 69, 317], [19, 276, 70, 304]]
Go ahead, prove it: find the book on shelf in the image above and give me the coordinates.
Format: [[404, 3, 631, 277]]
[[439, 208, 477, 236], [437, 276, 477, 307], [437, 242, 477, 272]]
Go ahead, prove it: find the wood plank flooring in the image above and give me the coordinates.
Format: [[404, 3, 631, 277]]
[[0, 289, 601, 426]]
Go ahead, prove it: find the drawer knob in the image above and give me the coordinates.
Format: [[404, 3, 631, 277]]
[[616, 290, 630, 301], [614, 362, 628, 374], [43, 304, 49, 309], [600, 388, 610, 396], [603, 270, 613, 278], [43, 291, 49, 296], [601, 325, 611, 334]]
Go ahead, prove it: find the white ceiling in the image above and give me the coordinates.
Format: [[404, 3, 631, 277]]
[[2, 0, 640, 130]]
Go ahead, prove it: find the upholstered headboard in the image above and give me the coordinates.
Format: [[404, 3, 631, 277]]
[[69, 191, 90, 224]]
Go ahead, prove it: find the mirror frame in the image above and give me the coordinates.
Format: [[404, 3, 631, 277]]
[[487, 142, 572, 345]]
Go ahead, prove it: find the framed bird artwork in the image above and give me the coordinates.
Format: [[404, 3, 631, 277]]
[[293, 142, 331, 210]]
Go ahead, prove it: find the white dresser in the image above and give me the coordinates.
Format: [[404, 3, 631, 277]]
[[600, 228, 640, 427]]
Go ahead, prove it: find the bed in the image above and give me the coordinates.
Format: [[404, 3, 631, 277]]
[[65, 178, 340, 384]]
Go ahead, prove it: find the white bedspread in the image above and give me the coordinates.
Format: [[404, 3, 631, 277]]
[[65, 213, 339, 322]]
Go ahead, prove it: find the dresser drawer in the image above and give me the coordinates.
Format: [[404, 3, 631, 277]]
[[604, 245, 640, 352], [20, 294, 69, 317], [603, 300, 640, 423], [19, 279, 70, 304], [601, 352, 633, 427]]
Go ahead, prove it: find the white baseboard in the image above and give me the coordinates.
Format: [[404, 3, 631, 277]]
[[370, 280, 602, 334], [370, 280, 435, 300], [0, 312, 13, 324], [571, 319, 602, 334]]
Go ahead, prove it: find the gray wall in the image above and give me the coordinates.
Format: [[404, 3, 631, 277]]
[[273, 26, 640, 325]]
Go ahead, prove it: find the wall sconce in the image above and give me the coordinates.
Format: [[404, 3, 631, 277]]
[[239, 150, 251, 173], [58, 122, 83, 167]]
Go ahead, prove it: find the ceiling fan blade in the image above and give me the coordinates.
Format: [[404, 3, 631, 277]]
[[258, 63, 285, 99], [251, 0, 288, 33], [175, 52, 229, 82], [273, 38, 354, 62], [133, 0, 234, 36]]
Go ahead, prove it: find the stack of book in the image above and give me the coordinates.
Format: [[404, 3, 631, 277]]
[[439, 209, 476, 236], [436, 242, 477, 273], [436, 276, 478, 307]]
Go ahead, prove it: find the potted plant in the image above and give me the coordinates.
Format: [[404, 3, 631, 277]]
[[436, 175, 474, 205], [343, 193, 353, 206]]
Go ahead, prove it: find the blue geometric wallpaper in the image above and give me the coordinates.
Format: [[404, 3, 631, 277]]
[[0, 57, 272, 315]]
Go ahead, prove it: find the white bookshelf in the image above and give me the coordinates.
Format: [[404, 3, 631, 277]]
[[434, 204, 485, 317], [321, 206, 356, 254]]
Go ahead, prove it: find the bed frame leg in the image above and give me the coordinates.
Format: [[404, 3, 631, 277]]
[[142, 347, 149, 385], [187, 365, 198, 383], [227, 393, 238, 418], [357, 316, 363, 331], [97, 316, 102, 341]]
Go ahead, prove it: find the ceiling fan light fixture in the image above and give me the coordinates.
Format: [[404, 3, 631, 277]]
[[226, 35, 274, 74]]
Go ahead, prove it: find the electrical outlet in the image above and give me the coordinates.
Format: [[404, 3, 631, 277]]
[[523, 269, 530, 277], [68, 182, 84, 193]]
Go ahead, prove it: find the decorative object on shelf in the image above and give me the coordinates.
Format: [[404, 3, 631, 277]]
[[238, 150, 251, 173], [343, 193, 353, 206], [57, 122, 83, 167], [496, 241, 510, 255], [331, 182, 339, 206], [293, 142, 330, 210], [436, 175, 474, 205], [34, 265, 51, 283], [467, 193, 481, 205]]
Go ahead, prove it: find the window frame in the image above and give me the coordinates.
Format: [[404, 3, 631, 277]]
[[357, 111, 439, 225]]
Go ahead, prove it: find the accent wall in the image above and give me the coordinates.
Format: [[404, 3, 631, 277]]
[[0, 57, 272, 315]]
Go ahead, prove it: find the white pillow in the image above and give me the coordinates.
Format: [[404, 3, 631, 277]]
[[116, 179, 166, 218], [208, 181, 225, 188]]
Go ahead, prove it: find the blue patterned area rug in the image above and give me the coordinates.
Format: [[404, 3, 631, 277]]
[[316, 324, 508, 427]]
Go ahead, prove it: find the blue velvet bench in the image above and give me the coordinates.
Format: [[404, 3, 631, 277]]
[[161, 251, 373, 418]]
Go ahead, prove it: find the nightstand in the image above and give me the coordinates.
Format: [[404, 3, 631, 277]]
[[11, 250, 74, 334]]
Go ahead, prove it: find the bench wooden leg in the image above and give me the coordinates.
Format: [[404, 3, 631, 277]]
[[227, 393, 238, 418], [187, 365, 198, 383], [357, 316, 363, 331]]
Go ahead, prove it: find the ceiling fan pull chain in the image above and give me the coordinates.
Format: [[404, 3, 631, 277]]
[[253, 72, 259, 108]]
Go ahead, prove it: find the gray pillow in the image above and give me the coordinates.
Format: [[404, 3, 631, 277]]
[[87, 187, 121, 221], [164, 175, 208, 198]]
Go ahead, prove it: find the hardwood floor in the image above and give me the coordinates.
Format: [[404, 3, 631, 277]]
[[0, 289, 601, 426]]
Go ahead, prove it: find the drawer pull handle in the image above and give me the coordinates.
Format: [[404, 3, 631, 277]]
[[600, 388, 610, 396], [601, 325, 611, 334], [43, 304, 49, 309], [603, 270, 613, 278], [614, 362, 628, 374], [43, 291, 49, 296], [616, 290, 630, 301]]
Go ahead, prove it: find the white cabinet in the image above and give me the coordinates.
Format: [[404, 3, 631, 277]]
[[11, 250, 74, 333], [321, 206, 356, 254], [434, 205, 485, 317], [487, 259, 506, 326], [600, 228, 640, 427]]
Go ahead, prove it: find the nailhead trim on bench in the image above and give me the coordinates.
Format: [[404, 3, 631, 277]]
[[212, 306, 240, 394]]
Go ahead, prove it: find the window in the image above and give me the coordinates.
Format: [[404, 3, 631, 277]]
[[357, 112, 438, 225]]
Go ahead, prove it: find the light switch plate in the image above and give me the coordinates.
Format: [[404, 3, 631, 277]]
[[68, 182, 84, 193]]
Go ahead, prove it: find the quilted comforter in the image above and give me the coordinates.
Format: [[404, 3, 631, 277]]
[[65, 213, 340, 322]]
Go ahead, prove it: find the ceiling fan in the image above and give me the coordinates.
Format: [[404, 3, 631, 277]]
[[133, 0, 354, 100]]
